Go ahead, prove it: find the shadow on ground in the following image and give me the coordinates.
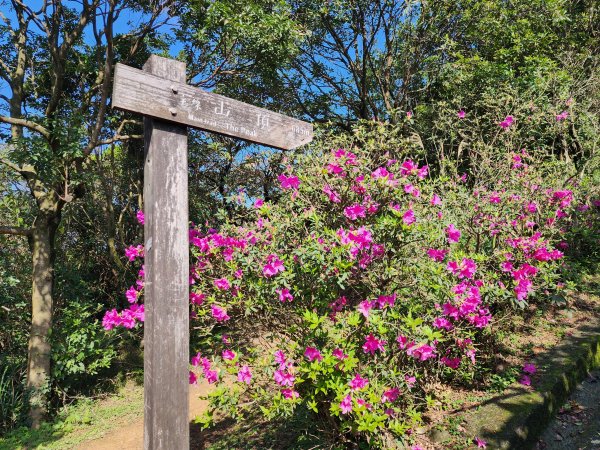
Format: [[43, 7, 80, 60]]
[[190, 406, 327, 450]]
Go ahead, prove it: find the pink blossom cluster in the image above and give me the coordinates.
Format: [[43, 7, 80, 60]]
[[191, 353, 218, 384], [273, 350, 299, 398]]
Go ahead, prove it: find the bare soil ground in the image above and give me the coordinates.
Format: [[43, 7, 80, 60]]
[[77, 382, 211, 450]]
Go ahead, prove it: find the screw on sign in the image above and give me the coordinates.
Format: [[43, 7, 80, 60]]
[[112, 55, 313, 450]]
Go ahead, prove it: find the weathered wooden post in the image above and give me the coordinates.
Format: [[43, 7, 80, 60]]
[[141, 56, 190, 449], [112, 54, 312, 450]]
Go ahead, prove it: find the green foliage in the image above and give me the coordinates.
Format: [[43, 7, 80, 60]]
[[51, 302, 117, 395], [0, 365, 26, 435]]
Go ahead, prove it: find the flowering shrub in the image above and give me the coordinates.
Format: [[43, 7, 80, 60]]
[[104, 121, 598, 447]]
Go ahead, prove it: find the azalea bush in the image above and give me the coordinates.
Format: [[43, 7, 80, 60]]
[[104, 116, 598, 447]]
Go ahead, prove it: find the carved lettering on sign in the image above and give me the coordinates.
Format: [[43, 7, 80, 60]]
[[214, 100, 230, 117], [256, 113, 270, 130], [293, 125, 311, 136]]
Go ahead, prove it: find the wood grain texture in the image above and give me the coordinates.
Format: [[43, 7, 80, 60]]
[[113, 62, 313, 150], [142, 55, 190, 450]]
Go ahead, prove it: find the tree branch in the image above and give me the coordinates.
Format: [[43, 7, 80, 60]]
[[96, 134, 143, 146], [0, 226, 31, 236], [0, 115, 51, 140]]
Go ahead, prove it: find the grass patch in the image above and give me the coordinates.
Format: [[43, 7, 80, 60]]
[[0, 381, 143, 450]]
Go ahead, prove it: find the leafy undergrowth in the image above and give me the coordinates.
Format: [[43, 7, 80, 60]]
[[0, 381, 143, 450]]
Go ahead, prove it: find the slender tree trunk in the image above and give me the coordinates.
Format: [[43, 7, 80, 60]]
[[26, 207, 59, 428]]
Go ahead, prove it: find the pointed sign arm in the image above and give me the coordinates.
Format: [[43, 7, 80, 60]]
[[112, 63, 313, 150]]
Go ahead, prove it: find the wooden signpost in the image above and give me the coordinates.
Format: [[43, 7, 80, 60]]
[[112, 55, 313, 450]]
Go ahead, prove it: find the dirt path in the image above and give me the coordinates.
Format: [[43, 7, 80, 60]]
[[78, 382, 211, 450], [537, 369, 600, 450]]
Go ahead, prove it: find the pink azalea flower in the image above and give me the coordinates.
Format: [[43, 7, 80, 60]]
[[358, 300, 375, 318], [515, 278, 533, 301], [519, 375, 531, 386], [304, 346, 323, 362], [119, 309, 137, 328], [372, 166, 391, 179], [396, 335, 410, 349], [433, 317, 453, 331], [457, 110, 466, 119], [441, 356, 461, 369], [400, 160, 418, 176], [381, 388, 400, 403], [136, 210, 145, 225], [205, 369, 218, 384], [501, 261, 514, 272], [344, 204, 367, 220], [263, 254, 285, 277], [274, 369, 295, 386], [277, 288, 294, 302], [128, 304, 144, 322], [189, 370, 197, 385], [431, 193, 442, 206], [125, 244, 144, 262], [327, 163, 346, 178], [376, 294, 396, 308], [403, 209, 416, 225], [475, 437, 487, 448], [406, 110, 413, 119], [466, 348, 477, 365], [362, 334, 386, 355], [333, 348, 348, 360], [214, 278, 231, 290], [211, 305, 230, 322], [323, 184, 341, 203], [405, 375, 416, 387], [274, 350, 287, 368], [445, 224, 461, 243], [125, 286, 139, 303], [278, 174, 300, 189], [446, 258, 477, 279], [417, 165, 429, 179], [340, 395, 353, 414], [282, 388, 300, 399], [191, 352, 202, 367], [522, 363, 536, 374], [190, 292, 205, 305], [427, 248, 448, 262], [349, 373, 369, 390], [404, 183, 420, 197], [499, 115, 514, 129], [237, 365, 252, 384], [222, 349, 236, 361], [102, 309, 121, 330], [407, 344, 436, 361], [254, 198, 264, 208], [555, 111, 568, 121], [489, 193, 501, 204]]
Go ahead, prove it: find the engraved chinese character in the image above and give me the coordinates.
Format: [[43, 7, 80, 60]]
[[214, 100, 230, 117], [191, 98, 202, 111], [257, 113, 270, 130]]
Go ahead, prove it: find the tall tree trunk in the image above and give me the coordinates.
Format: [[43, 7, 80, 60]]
[[26, 207, 59, 428]]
